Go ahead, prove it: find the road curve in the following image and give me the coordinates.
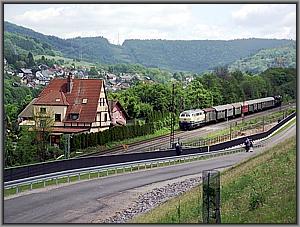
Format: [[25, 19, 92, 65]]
[[4, 122, 296, 223]]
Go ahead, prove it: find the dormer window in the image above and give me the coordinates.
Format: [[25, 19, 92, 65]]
[[70, 113, 79, 120], [82, 98, 88, 104]]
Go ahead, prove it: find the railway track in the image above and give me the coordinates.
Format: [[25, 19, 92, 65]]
[[78, 103, 295, 157]]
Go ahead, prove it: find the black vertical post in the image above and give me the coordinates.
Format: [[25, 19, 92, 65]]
[[67, 134, 70, 159], [170, 83, 175, 148], [203, 170, 221, 223], [262, 115, 265, 132], [229, 123, 232, 140]]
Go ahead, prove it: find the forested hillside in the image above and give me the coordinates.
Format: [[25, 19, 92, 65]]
[[121, 39, 294, 72], [4, 21, 295, 73], [229, 43, 296, 74]]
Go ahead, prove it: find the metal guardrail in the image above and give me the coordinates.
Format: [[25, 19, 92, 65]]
[[4, 145, 247, 194]]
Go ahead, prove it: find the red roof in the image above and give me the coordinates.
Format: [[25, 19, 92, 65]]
[[34, 78, 103, 123], [34, 90, 69, 106]]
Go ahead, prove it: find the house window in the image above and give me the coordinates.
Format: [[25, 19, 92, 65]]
[[40, 107, 46, 113], [82, 98, 88, 104], [55, 114, 61, 122], [40, 119, 46, 128], [99, 98, 105, 106], [104, 113, 108, 122], [70, 113, 79, 120]]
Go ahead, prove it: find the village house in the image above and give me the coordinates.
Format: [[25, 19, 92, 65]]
[[18, 68, 33, 78], [19, 74, 111, 144], [108, 100, 129, 126], [119, 74, 133, 83]]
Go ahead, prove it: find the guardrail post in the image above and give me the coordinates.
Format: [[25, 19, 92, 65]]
[[106, 169, 108, 176], [123, 167, 125, 173], [78, 173, 80, 181], [89, 172, 91, 179], [98, 170, 100, 178], [56, 177, 58, 185], [131, 165, 133, 172], [68, 176, 70, 183], [43, 180, 46, 188], [30, 183, 33, 190], [16, 186, 19, 194]]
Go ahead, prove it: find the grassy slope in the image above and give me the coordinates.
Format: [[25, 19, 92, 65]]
[[132, 135, 296, 223]]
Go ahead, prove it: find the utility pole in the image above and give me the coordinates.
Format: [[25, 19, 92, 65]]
[[67, 134, 70, 159], [170, 83, 175, 148], [65, 134, 71, 159]]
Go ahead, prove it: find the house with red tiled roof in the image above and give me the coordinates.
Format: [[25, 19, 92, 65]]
[[19, 74, 111, 136], [108, 100, 129, 126]]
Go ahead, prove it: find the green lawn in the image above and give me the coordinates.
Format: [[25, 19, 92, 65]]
[[131, 136, 296, 223]]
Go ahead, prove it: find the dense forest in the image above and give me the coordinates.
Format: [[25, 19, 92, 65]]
[[4, 21, 296, 73]]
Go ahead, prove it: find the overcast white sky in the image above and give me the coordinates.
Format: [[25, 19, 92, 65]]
[[4, 4, 296, 45]]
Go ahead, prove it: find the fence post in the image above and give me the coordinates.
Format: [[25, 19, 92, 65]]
[[203, 170, 221, 224]]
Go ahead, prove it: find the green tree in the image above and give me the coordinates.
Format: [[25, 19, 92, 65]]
[[26, 52, 35, 67]]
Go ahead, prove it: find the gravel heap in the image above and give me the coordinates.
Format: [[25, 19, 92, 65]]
[[104, 176, 202, 223]]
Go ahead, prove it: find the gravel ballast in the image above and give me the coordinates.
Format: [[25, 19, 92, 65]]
[[103, 176, 202, 223]]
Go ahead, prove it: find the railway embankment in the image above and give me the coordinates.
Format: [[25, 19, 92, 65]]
[[130, 134, 296, 223]]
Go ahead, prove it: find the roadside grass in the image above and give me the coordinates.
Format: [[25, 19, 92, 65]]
[[131, 136, 296, 224]]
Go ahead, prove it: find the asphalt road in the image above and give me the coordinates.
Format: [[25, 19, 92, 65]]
[[3, 123, 296, 223]]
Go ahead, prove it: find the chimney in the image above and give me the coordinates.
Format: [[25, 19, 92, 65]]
[[67, 72, 73, 93]]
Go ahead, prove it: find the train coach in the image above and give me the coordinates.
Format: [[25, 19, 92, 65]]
[[179, 96, 281, 130]]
